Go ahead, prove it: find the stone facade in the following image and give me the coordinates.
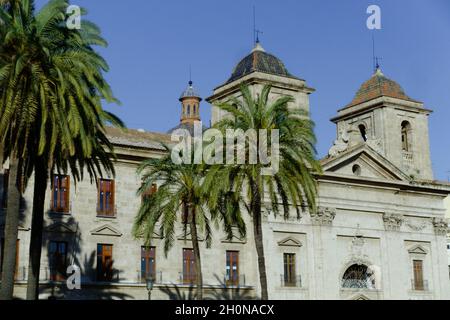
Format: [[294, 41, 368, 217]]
[[1, 43, 450, 300]]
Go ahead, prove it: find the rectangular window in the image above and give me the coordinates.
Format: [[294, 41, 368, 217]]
[[413, 260, 424, 290], [183, 248, 196, 285], [97, 179, 115, 217], [141, 183, 157, 202], [226, 251, 239, 286], [283, 253, 296, 287], [51, 175, 70, 213], [49, 241, 68, 281], [2, 169, 9, 209], [141, 246, 156, 282], [97, 244, 113, 281], [0, 238, 20, 280]]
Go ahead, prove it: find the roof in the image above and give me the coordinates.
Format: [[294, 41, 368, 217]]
[[226, 42, 299, 84], [167, 122, 208, 135], [179, 81, 201, 101], [346, 68, 420, 108], [105, 127, 172, 151]]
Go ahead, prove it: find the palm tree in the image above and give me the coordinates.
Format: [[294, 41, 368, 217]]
[[206, 85, 321, 300], [133, 146, 244, 300], [0, 0, 123, 299]]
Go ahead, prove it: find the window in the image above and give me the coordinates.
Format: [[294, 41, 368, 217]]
[[413, 260, 424, 290], [142, 183, 157, 202], [97, 244, 113, 281], [141, 246, 156, 282], [358, 124, 368, 142], [342, 264, 375, 289], [401, 121, 412, 152], [283, 253, 296, 287], [226, 251, 239, 286], [2, 169, 9, 208], [49, 241, 68, 281], [183, 248, 196, 284], [97, 179, 115, 217], [51, 175, 70, 213], [187, 105, 191, 115], [352, 164, 362, 176], [0, 238, 20, 280]]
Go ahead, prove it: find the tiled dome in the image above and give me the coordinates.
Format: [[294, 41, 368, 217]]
[[179, 81, 201, 101], [226, 42, 298, 84], [347, 68, 418, 107]]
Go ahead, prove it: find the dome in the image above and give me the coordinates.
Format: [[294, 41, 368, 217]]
[[347, 68, 419, 107], [179, 81, 201, 101], [226, 42, 298, 84]]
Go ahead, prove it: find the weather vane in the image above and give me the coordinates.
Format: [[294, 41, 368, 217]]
[[372, 34, 382, 72], [253, 6, 263, 45]]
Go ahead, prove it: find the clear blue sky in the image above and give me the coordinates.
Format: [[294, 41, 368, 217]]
[[36, 0, 450, 181]]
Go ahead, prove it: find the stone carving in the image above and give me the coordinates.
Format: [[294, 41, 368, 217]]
[[311, 207, 336, 226], [404, 218, 427, 232], [328, 127, 349, 157], [432, 218, 449, 236], [382, 213, 404, 231], [349, 225, 370, 266]]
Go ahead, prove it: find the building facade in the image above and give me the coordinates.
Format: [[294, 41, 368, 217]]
[[1, 42, 449, 300]]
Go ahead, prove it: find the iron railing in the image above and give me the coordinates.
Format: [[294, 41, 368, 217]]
[[411, 279, 429, 291], [280, 274, 302, 288]]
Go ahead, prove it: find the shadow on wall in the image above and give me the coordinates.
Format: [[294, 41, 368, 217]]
[[160, 275, 256, 300], [39, 213, 131, 300]]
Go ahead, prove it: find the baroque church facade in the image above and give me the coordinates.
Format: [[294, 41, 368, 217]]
[[1, 41, 450, 300]]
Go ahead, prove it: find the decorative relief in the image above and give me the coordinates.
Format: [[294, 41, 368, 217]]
[[382, 213, 403, 231], [432, 218, 449, 236], [348, 225, 370, 266], [404, 218, 427, 232], [310, 207, 336, 226]]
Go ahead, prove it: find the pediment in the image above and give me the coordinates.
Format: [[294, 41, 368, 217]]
[[221, 234, 246, 244], [408, 244, 427, 255], [351, 294, 370, 300], [90, 224, 122, 237], [177, 227, 204, 242], [322, 144, 410, 182], [277, 236, 302, 247], [45, 222, 77, 234]]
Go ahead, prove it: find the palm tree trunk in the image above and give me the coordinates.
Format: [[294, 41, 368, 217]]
[[189, 215, 203, 300], [0, 157, 21, 300], [26, 159, 48, 300], [251, 179, 268, 300]]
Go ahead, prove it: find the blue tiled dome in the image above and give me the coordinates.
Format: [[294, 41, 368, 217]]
[[179, 81, 201, 101]]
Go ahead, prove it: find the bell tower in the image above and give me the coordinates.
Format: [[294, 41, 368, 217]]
[[206, 41, 315, 125], [330, 67, 433, 180], [179, 80, 201, 125]]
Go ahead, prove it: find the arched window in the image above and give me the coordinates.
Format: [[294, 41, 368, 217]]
[[342, 264, 375, 289], [401, 121, 412, 152], [358, 124, 367, 142], [187, 105, 191, 116], [193, 105, 196, 115]]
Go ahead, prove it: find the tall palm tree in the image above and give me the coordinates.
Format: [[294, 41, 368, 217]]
[[206, 85, 321, 300], [133, 146, 244, 300], [0, 0, 123, 299]]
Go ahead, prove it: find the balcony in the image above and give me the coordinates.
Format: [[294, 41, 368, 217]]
[[411, 279, 429, 292], [280, 274, 302, 288], [223, 274, 246, 287]]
